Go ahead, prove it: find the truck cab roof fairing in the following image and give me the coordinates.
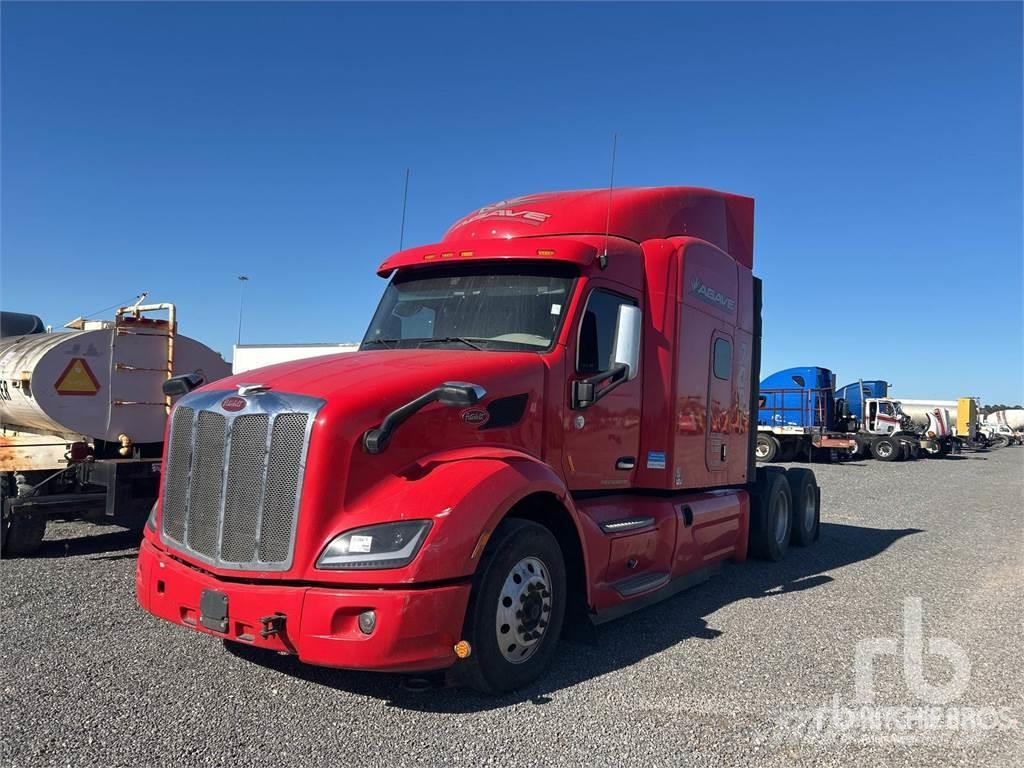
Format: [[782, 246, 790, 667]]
[[441, 187, 754, 270], [377, 236, 600, 277]]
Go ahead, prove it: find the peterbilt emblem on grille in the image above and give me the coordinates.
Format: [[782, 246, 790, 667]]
[[461, 408, 490, 426], [221, 396, 246, 412]]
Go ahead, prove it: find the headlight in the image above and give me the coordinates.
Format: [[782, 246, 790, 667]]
[[146, 502, 158, 532], [316, 520, 432, 570]]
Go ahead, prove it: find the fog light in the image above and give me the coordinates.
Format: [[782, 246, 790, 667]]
[[358, 610, 376, 635]]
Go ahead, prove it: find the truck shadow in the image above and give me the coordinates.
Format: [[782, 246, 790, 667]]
[[33, 527, 142, 559], [225, 521, 921, 712]]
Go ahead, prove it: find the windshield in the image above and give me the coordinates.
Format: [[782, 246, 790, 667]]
[[362, 263, 576, 352]]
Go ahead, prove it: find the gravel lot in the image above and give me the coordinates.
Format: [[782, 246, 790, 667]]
[[2, 448, 1022, 767]]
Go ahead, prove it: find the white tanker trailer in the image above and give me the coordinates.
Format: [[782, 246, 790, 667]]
[[985, 409, 1024, 430], [0, 299, 230, 555]]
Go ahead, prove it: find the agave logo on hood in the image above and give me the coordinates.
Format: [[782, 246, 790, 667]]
[[690, 277, 736, 312]]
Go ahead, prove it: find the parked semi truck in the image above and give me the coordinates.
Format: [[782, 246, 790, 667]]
[[755, 367, 858, 461], [836, 384, 996, 456], [0, 300, 230, 555], [757, 371, 937, 462], [136, 186, 824, 693]]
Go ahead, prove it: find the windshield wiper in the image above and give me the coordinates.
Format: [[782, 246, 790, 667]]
[[362, 338, 401, 349], [416, 337, 487, 351]]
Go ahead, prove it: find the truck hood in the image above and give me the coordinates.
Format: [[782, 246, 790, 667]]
[[211, 349, 545, 417], [208, 347, 547, 510]]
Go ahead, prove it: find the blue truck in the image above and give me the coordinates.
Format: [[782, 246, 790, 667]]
[[756, 367, 934, 462]]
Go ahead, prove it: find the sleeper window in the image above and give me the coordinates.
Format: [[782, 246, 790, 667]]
[[713, 338, 732, 380]]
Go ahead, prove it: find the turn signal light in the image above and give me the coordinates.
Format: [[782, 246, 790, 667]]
[[454, 640, 472, 659]]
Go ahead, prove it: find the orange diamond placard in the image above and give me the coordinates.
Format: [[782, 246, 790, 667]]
[[55, 357, 101, 396]]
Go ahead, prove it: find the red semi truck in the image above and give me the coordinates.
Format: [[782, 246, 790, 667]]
[[136, 187, 821, 692]]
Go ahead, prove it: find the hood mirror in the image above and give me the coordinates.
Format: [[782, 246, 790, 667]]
[[437, 381, 487, 407], [162, 372, 205, 397]]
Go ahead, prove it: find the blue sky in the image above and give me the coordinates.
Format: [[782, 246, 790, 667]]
[[3, 2, 1022, 403]]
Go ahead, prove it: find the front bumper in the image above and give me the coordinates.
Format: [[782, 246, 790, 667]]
[[136, 540, 472, 673]]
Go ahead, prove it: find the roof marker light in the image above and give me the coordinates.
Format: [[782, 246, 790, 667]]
[[459, 250, 474, 257], [536, 249, 556, 257], [423, 254, 437, 260], [441, 252, 454, 258]]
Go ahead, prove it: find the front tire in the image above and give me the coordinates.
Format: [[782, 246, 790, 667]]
[[871, 436, 900, 461], [755, 434, 780, 462], [457, 519, 566, 694]]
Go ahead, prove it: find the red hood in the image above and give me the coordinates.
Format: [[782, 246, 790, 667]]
[[199, 349, 548, 552], [211, 349, 543, 414]]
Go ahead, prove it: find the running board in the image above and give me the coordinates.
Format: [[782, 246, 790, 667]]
[[593, 563, 722, 625], [612, 571, 670, 597]]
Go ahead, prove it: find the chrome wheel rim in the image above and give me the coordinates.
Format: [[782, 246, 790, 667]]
[[773, 492, 789, 545], [496, 556, 551, 664], [755, 440, 770, 459], [877, 442, 893, 458], [802, 484, 816, 531]]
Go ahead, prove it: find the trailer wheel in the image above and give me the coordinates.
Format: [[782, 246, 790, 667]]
[[785, 469, 819, 546], [870, 436, 900, 462], [455, 518, 566, 694], [755, 434, 780, 462], [749, 469, 792, 561], [0, 509, 46, 557]]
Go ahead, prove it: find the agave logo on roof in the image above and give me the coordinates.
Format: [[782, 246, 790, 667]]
[[690, 277, 736, 312], [451, 194, 555, 229]]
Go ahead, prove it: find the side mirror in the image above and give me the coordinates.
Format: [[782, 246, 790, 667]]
[[162, 373, 205, 397], [611, 304, 642, 380], [437, 381, 486, 407], [364, 381, 487, 454]]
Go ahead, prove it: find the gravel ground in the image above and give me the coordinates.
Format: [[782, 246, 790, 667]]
[[2, 447, 1022, 767]]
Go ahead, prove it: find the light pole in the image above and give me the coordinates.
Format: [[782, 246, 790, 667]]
[[236, 275, 249, 346]]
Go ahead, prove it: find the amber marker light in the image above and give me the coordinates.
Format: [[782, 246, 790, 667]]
[[454, 640, 472, 659], [536, 249, 556, 256]]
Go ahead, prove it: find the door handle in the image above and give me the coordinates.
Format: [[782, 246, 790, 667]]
[[615, 456, 636, 470]]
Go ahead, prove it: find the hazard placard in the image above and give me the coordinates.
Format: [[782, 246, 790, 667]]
[[55, 357, 101, 396]]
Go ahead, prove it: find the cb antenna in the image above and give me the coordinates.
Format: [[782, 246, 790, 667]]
[[600, 132, 618, 269], [398, 168, 411, 250]]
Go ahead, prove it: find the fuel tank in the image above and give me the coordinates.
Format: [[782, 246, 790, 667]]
[[0, 322, 230, 444]]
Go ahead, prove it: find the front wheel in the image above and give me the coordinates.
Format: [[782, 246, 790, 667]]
[[871, 436, 901, 462], [456, 519, 567, 694], [755, 433, 780, 462]]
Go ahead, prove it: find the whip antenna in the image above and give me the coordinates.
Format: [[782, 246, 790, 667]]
[[398, 168, 411, 250], [600, 133, 618, 269]]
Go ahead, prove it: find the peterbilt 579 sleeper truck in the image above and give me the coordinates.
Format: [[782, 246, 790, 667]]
[[136, 187, 822, 693]]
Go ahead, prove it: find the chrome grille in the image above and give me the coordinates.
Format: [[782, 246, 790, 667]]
[[260, 413, 308, 563], [220, 414, 270, 563], [160, 390, 322, 571]]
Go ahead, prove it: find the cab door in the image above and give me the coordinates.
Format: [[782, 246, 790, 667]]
[[561, 286, 642, 491]]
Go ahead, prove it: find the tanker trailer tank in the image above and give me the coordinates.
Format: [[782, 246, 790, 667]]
[[0, 299, 230, 556]]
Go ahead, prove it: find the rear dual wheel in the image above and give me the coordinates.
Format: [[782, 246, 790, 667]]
[[750, 467, 820, 560]]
